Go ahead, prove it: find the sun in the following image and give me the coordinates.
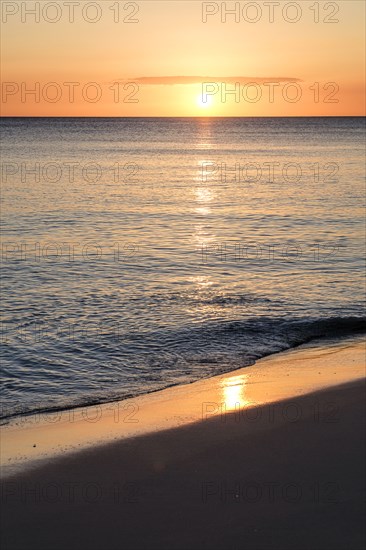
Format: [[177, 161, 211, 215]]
[[196, 93, 213, 109]]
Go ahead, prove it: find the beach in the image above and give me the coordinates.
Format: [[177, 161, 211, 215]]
[[1, 337, 365, 550]]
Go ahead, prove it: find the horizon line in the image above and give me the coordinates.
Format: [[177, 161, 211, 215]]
[[1, 115, 365, 119]]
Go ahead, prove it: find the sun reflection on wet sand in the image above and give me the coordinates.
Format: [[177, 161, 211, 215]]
[[221, 374, 249, 411]]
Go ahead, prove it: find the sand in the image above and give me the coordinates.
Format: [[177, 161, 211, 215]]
[[1, 337, 365, 550]]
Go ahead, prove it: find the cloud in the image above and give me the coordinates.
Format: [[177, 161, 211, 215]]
[[114, 76, 303, 86]]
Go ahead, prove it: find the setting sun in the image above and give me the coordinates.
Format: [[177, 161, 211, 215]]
[[196, 93, 213, 109]]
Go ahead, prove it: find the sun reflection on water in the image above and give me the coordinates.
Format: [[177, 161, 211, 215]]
[[194, 186, 214, 215]]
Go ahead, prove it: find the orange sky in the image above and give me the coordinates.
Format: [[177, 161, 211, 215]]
[[1, 0, 365, 116]]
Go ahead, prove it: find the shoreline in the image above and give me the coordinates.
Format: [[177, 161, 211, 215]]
[[1, 335, 365, 477], [2, 331, 364, 425]]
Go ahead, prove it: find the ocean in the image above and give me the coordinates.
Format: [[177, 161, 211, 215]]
[[1, 116, 365, 420]]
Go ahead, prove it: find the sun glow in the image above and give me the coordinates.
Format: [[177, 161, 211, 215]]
[[196, 93, 213, 109]]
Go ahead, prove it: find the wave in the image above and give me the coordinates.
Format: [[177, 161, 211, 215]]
[[1, 314, 364, 423]]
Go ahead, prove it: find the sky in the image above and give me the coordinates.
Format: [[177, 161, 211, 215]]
[[1, 0, 365, 116]]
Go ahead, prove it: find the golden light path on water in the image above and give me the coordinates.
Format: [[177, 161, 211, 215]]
[[191, 123, 250, 414], [192, 119, 218, 251]]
